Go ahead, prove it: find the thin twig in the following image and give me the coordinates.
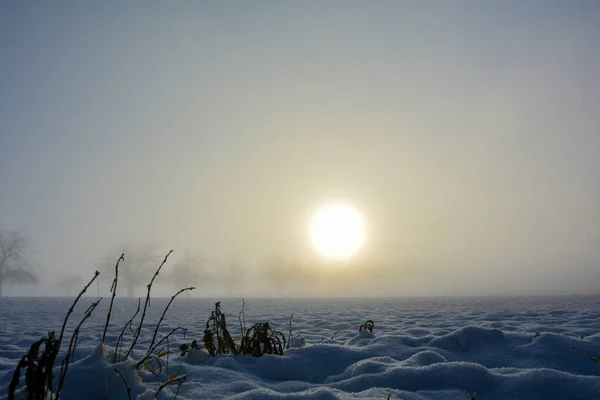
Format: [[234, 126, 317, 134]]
[[147, 287, 195, 352], [154, 375, 187, 399], [114, 298, 141, 363], [287, 313, 294, 349], [47, 271, 100, 394], [114, 368, 132, 400], [166, 336, 170, 379], [102, 254, 125, 344], [75, 333, 88, 350], [135, 327, 187, 370], [582, 353, 600, 365], [238, 298, 246, 340], [129, 321, 137, 337], [125, 250, 173, 359], [57, 271, 100, 345], [331, 328, 343, 340], [173, 377, 184, 400], [56, 297, 103, 398], [71, 330, 79, 359]]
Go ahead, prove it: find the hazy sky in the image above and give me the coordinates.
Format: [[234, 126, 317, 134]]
[[1, 1, 599, 296]]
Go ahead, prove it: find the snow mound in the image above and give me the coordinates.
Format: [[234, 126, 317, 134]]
[[345, 331, 375, 346], [429, 326, 505, 352], [401, 350, 448, 366]]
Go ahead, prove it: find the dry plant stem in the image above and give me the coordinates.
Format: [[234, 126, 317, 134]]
[[147, 286, 195, 352], [8, 271, 103, 400], [582, 353, 600, 365], [287, 313, 293, 349], [102, 254, 124, 344], [75, 333, 87, 350], [114, 368, 132, 400], [71, 330, 88, 358], [70, 330, 79, 359], [8, 358, 27, 400], [331, 328, 343, 340], [114, 298, 141, 363], [154, 375, 187, 399], [56, 298, 103, 399], [173, 378, 184, 400], [238, 321, 286, 356], [70, 330, 87, 359], [47, 271, 100, 394], [57, 271, 100, 346], [8, 333, 59, 400], [166, 336, 170, 378], [125, 250, 173, 359], [359, 319, 374, 333], [238, 298, 246, 339], [135, 327, 187, 370]]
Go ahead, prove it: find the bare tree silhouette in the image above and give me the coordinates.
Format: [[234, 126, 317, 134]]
[[163, 252, 211, 295], [260, 257, 316, 294], [97, 246, 158, 297], [0, 230, 39, 297], [214, 259, 246, 296], [56, 275, 83, 296]]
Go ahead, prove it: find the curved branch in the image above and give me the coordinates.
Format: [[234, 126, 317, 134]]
[[147, 287, 195, 352], [125, 250, 173, 359], [102, 254, 125, 344]]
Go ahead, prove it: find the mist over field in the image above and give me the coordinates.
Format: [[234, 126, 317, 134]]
[[1, 1, 599, 298]]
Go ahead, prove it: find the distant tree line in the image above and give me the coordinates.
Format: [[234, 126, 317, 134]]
[[0, 230, 38, 297], [97, 247, 246, 297]]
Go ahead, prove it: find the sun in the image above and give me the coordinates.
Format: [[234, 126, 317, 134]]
[[310, 205, 365, 258]]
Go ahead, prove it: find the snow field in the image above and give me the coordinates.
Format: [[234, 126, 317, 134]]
[[1, 296, 599, 399]]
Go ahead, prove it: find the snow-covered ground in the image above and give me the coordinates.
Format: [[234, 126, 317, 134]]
[[1, 296, 599, 399]]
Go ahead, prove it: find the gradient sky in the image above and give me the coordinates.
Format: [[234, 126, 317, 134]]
[[1, 1, 599, 296]]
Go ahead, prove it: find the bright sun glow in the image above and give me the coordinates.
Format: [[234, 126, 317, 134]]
[[310, 205, 365, 258]]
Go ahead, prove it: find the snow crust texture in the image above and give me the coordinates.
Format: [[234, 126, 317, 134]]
[[1, 296, 599, 399]]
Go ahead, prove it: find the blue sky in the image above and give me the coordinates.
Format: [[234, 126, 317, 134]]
[[1, 1, 599, 296]]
